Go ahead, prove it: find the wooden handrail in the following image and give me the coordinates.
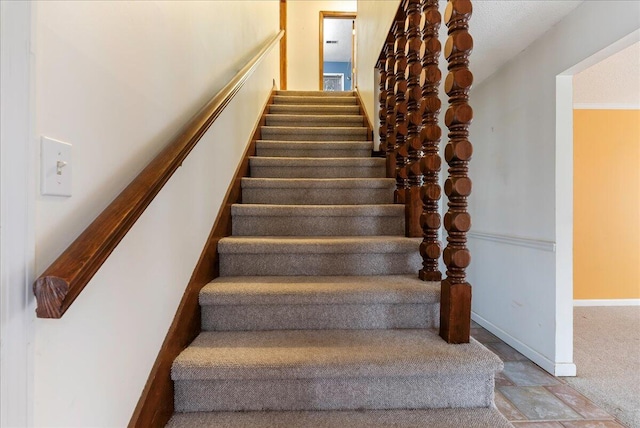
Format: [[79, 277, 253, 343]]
[[33, 30, 285, 319]]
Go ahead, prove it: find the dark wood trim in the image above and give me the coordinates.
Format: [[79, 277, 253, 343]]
[[354, 87, 374, 142], [319, 11, 357, 91], [280, 0, 287, 90], [33, 31, 284, 319], [128, 86, 277, 428]]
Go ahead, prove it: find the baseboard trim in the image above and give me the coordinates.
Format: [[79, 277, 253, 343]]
[[128, 85, 276, 428], [574, 299, 640, 307], [468, 231, 556, 252], [354, 87, 374, 142], [472, 312, 576, 377]]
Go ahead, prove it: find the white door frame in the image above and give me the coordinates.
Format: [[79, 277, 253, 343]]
[[0, 1, 36, 426], [554, 28, 640, 376]]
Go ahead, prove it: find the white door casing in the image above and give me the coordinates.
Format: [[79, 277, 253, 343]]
[[0, 1, 36, 426]]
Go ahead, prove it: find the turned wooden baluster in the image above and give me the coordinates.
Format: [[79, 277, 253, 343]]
[[377, 50, 390, 157], [393, 3, 409, 203], [440, 0, 474, 344], [377, 65, 388, 156], [403, 0, 424, 237], [384, 37, 398, 178], [419, 0, 443, 280]]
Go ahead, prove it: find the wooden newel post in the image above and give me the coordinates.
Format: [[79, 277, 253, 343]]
[[403, 0, 424, 237], [393, 3, 409, 203], [419, 0, 443, 280], [440, 0, 473, 344]]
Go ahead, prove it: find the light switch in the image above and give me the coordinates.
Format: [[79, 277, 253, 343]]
[[41, 136, 72, 197]]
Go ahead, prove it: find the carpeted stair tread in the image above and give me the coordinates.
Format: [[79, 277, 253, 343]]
[[242, 177, 396, 189], [276, 90, 355, 97], [199, 275, 440, 331], [171, 328, 503, 381], [250, 156, 383, 167], [232, 204, 402, 217], [241, 178, 396, 205], [273, 95, 357, 104], [255, 140, 372, 157], [265, 114, 364, 127], [218, 236, 421, 254], [269, 104, 361, 115], [166, 408, 513, 428], [249, 157, 385, 178], [261, 126, 368, 141], [231, 204, 404, 236], [218, 236, 421, 276], [200, 275, 440, 306]]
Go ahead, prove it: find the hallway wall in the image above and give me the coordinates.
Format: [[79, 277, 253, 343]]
[[287, 0, 356, 90], [355, 0, 401, 123], [33, 1, 279, 426], [468, 1, 639, 375]]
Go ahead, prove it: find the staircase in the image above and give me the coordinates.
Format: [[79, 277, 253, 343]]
[[166, 90, 510, 427]]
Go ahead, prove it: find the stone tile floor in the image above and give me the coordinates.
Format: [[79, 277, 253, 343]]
[[470, 322, 629, 428]]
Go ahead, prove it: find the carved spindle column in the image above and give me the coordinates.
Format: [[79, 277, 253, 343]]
[[419, 0, 443, 281], [393, 4, 409, 203], [378, 59, 389, 156], [384, 39, 398, 178], [403, 0, 424, 237], [440, 0, 474, 344]]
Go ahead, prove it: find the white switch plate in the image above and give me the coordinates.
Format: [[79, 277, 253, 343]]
[[41, 136, 72, 197]]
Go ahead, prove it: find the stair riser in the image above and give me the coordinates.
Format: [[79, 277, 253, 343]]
[[202, 303, 439, 331], [241, 188, 395, 205], [219, 253, 422, 276], [250, 166, 386, 179], [273, 96, 357, 105], [276, 91, 354, 97], [261, 129, 368, 141], [265, 117, 364, 127], [269, 105, 361, 115], [256, 148, 371, 158], [232, 216, 404, 236], [174, 375, 495, 412]]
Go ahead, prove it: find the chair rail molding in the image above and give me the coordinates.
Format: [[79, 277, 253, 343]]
[[468, 230, 557, 252]]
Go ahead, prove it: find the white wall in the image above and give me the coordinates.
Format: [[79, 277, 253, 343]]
[[355, 0, 400, 125], [288, 0, 357, 90], [469, 1, 639, 375], [33, 1, 279, 426], [1, 2, 36, 426]]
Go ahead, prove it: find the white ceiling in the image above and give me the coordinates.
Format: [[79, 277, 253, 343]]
[[324, 18, 353, 63], [573, 41, 640, 105], [455, 0, 584, 85], [363, 0, 584, 85]]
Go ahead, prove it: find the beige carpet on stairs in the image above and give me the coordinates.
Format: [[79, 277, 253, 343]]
[[166, 90, 511, 427]]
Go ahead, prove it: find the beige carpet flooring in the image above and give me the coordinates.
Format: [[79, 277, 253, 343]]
[[564, 306, 640, 427]]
